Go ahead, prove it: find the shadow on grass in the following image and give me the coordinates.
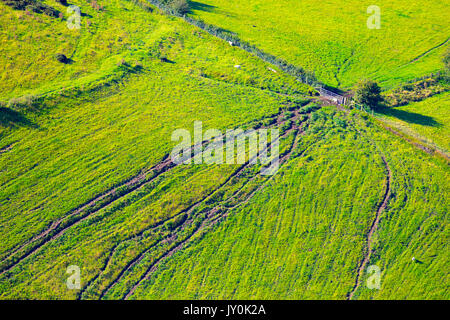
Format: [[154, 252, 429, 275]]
[[80, 12, 92, 18], [160, 57, 175, 64], [189, 1, 236, 17], [189, 1, 217, 13], [0, 107, 38, 129], [377, 106, 441, 127], [64, 57, 75, 65]]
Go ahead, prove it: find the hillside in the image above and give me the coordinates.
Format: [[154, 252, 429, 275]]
[[0, 0, 448, 300], [187, 0, 449, 89]]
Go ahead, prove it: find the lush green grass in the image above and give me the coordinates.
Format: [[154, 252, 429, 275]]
[[126, 108, 388, 299], [353, 112, 449, 299], [0, 0, 310, 101], [187, 0, 450, 88], [377, 92, 450, 154], [0, 0, 310, 263], [119, 109, 449, 300], [0, 0, 448, 300]]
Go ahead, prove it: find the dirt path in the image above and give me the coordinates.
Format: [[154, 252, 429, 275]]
[[0, 158, 174, 276], [120, 121, 305, 300], [345, 115, 392, 300], [0, 106, 309, 281], [0, 109, 281, 275], [0, 129, 242, 275], [85, 160, 253, 299], [408, 38, 449, 64], [79, 111, 310, 300], [347, 154, 391, 300]]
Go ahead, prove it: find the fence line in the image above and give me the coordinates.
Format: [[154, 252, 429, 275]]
[[145, 0, 321, 88], [145, 0, 377, 112], [317, 87, 349, 105]]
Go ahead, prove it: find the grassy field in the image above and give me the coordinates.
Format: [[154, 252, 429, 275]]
[[0, 0, 310, 275], [0, 0, 448, 300], [187, 0, 450, 88], [0, 0, 311, 101], [113, 109, 449, 300], [377, 92, 450, 154]]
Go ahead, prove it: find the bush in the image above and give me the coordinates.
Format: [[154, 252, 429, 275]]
[[283, 111, 293, 120], [354, 80, 382, 109], [281, 120, 292, 133], [2, 0, 61, 17], [55, 53, 69, 64], [167, 0, 190, 15], [383, 76, 447, 107], [2, 0, 32, 10], [165, 214, 188, 230]]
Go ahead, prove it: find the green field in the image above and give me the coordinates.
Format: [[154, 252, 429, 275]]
[[187, 0, 449, 88], [0, 0, 448, 300], [378, 92, 450, 154], [129, 111, 449, 300]]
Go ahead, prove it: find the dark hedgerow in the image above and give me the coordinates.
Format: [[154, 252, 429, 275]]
[[444, 47, 450, 73], [1, 0, 60, 17], [147, 0, 319, 87]]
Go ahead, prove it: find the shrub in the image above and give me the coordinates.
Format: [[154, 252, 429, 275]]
[[2, 0, 32, 10], [165, 214, 188, 230], [280, 120, 292, 133], [167, 0, 190, 15], [354, 80, 382, 109], [160, 57, 172, 63], [41, 5, 59, 17], [299, 103, 319, 114], [383, 77, 447, 107], [3, 0, 61, 17], [55, 53, 69, 63], [283, 111, 293, 120]]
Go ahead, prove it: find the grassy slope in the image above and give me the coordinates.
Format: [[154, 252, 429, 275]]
[[377, 92, 450, 154], [0, 0, 310, 101], [188, 0, 449, 88], [0, 1, 448, 300], [128, 108, 388, 299], [115, 109, 448, 300], [353, 113, 449, 299], [0, 1, 310, 266]]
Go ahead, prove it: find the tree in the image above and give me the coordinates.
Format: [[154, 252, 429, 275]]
[[354, 80, 382, 109], [169, 0, 190, 15]]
